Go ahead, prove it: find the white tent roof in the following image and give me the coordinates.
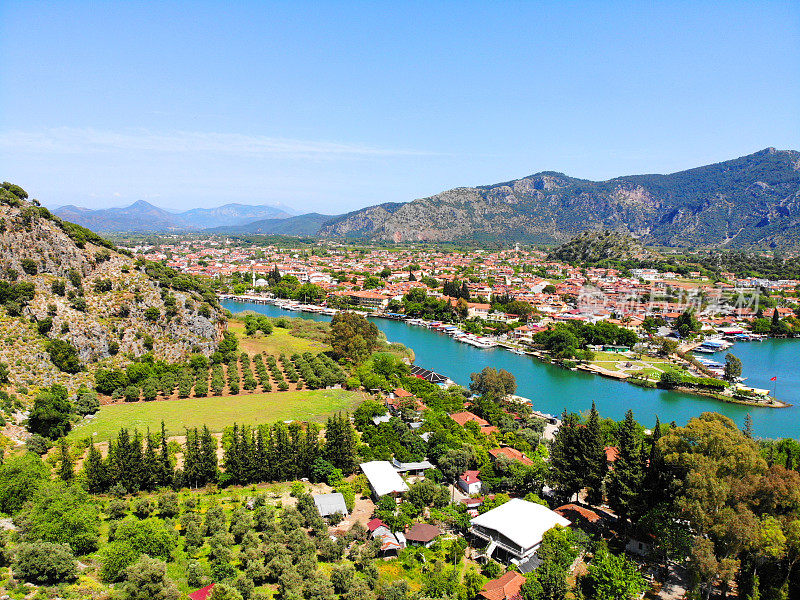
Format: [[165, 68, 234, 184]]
[[360, 461, 409, 496], [470, 498, 570, 550]]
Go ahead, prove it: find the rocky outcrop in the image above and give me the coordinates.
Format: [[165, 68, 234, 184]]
[[0, 191, 225, 396]]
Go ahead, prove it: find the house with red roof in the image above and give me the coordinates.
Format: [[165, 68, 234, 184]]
[[605, 446, 619, 469], [458, 470, 482, 495], [555, 503, 603, 531], [479, 570, 527, 600], [450, 411, 499, 436], [488, 446, 534, 466]]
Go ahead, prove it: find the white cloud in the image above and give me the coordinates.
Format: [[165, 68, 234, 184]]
[[0, 127, 437, 160]]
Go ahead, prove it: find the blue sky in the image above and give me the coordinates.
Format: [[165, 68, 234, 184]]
[[1, 1, 798, 213]]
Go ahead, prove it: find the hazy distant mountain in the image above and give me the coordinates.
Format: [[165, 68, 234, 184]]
[[177, 203, 294, 229], [320, 148, 800, 250], [53, 200, 295, 232], [207, 213, 338, 236]]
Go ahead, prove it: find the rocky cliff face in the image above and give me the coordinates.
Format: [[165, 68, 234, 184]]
[[319, 149, 800, 249], [0, 187, 224, 394]]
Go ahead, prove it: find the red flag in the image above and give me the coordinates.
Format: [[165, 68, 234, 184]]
[[770, 376, 777, 381]]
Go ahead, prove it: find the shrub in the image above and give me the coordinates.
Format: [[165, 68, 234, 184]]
[[102, 540, 140, 582], [659, 370, 684, 389], [26, 433, 50, 454], [46, 339, 82, 373], [120, 555, 180, 600], [14, 542, 77, 584], [71, 388, 98, 416], [124, 385, 140, 402], [16, 481, 100, 555], [36, 316, 53, 335], [142, 377, 159, 401], [144, 307, 160, 322], [114, 516, 177, 560], [133, 497, 154, 518], [20, 258, 38, 275], [27, 389, 72, 439], [94, 278, 113, 293], [157, 491, 179, 517], [67, 269, 82, 288], [96, 368, 129, 394]]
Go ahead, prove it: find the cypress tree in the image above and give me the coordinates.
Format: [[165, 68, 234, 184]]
[[157, 421, 173, 487], [130, 430, 144, 493], [109, 428, 143, 493], [240, 425, 258, 484], [549, 411, 584, 502], [608, 409, 644, 523], [83, 440, 108, 493], [300, 423, 321, 478], [287, 422, 303, 481], [141, 432, 159, 491], [199, 425, 218, 485], [273, 421, 291, 480], [184, 427, 201, 488], [58, 438, 74, 482], [583, 401, 606, 504], [340, 413, 357, 474], [255, 425, 270, 482], [225, 423, 242, 484]]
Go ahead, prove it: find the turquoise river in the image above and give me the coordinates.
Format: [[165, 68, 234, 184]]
[[222, 300, 800, 439]]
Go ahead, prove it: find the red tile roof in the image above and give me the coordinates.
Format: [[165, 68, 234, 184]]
[[450, 411, 489, 427], [488, 446, 534, 466], [394, 388, 413, 398], [405, 523, 442, 543], [605, 446, 619, 462], [555, 503, 602, 523], [367, 518, 387, 532], [460, 470, 481, 484], [480, 571, 526, 600]]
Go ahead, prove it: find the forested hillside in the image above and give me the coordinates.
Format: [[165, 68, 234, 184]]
[[320, 148, 800, 250]]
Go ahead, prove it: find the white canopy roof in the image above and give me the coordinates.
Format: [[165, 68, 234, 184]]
[[360, 461, 409, 496], [470, 498, 570, 551]]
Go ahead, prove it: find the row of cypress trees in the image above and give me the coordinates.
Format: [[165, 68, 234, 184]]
[[80, 413, 358, 493]]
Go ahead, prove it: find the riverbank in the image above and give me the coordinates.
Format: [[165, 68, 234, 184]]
[[527, 349, 789, 408], [220, 298, 800, 438]]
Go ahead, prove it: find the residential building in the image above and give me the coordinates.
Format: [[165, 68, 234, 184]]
[[404, 523, 442, 548], [479, 571, 527, 600], [360, 461, 409, 499], [470, 499, 570, 567], [459, 470, 482, 495]]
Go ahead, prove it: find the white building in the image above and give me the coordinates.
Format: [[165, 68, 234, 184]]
[[313, 493, 349, 518], [458, 470, 482, 495], [470, 499, 570, 566], [360, 461, 409, 499]]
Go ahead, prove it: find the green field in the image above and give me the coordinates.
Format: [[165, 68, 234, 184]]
[[69, 389, 364, 442], [228, 318, 331, 356]]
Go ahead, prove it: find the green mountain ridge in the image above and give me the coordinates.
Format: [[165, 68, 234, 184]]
[[319, 148, 800, 250]]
